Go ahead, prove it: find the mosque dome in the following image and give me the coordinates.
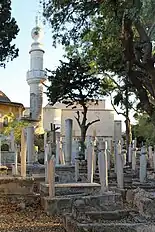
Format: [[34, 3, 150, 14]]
[[0, 91, 11, 103]]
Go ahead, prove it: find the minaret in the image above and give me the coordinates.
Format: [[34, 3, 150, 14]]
[[26, 18, 46, 133]]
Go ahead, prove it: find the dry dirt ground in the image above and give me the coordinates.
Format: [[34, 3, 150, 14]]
[[0, 203, 65, 232]]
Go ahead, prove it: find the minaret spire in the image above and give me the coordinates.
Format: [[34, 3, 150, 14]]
[[26, 20, 47, 134], [35, 15, 38, 27]]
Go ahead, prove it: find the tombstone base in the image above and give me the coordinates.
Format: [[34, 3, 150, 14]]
[[40, 182, 101, 197]]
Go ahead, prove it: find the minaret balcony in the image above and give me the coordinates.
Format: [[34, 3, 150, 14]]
[[27, 69, 47, 83]]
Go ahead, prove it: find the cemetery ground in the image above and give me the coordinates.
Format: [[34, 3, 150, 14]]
[[0, 201, 64, 232], [3, 123, 155, 231]]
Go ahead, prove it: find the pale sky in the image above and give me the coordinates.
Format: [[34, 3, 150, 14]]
[[0, 0, 131, 131]]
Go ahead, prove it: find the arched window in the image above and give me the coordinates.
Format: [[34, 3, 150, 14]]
[[3, 117, 8, 127]]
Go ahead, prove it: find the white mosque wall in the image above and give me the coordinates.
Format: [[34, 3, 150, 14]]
[[43, 107, 62, 131], [23, 100, 118, 140], [60, 108, 114, 137], [42, 100, 114, 137]]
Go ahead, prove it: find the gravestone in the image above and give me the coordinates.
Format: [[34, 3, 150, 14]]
[[98, 141, 108, 192], [56, 136, 60, 165], [132, 139, 137, 171], [48, 156, 55, 198], [72, 139, 79, 165], [27, 125, 35, 164], [87, 138, 93, 183], [45, 143, 50, 184], [65, 119, 73, 165], [140, 146, 147, 183], [116, 141, 124, 189], [59, 138, 65, 165], [21, 128, 27, 178], [148, 145, 153, 168]]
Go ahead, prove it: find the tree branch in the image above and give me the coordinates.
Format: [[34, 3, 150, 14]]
[[104, 72, 121, 90], [132, 70, 155, 97], [142, 78, 155, 97], [134, 20, 150, 42], [148, 96, 155, 106], [86, 119, 100, 130], [81, 104, 87, 126], [134, 20, 152, 64], [129, 70, 154, 116], [110, 97, 126, 117], [42, 82, 49, 88], [74, 111, 81, 127], [121, 12, 135, 63], [148, 22, 155, 38]]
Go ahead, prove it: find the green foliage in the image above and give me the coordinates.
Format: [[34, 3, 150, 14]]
[[100, 76, 116, 96], [101, 73, 137, 149], [113, 92, 124, 107], [101, 74, 138, 117], [43, 0, 155, 122], [34, 134, 44, 152], [2, 114, 44, 150], [46, 57, 101, 107], [132, 114, 155, 145], [140, 0, 155, 39], [2, 118, 29, 145], [0, 0, 19, 67]]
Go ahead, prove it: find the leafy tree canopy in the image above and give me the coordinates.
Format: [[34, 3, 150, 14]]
[[42, 0, 155, 123], [101, 74, 138, 117], [0, 0, 19, 67], [46, 57, 101, 107], [2, 114, 44, 151], [132, 113, 155, 146], [101, 73, 137, 150], [2, 116, 29, 145]]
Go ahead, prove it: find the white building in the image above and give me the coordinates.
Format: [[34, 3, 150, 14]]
[[24, 100, 122, 141]]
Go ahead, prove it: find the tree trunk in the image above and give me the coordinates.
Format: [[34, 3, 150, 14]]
[[80, 104, 87, 160], [125, 117, 132, 154], [80, 125, 87, 160], [124, 81, 132, 162], [75, 103, 100, 160]]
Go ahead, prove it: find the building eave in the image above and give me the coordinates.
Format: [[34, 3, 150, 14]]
[[0, 101, 25, 109]]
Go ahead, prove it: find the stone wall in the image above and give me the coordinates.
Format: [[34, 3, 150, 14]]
[[0, 194, 40, 208], [43, 192, 123, 216], [0, 177, 41, 207], [40, 183, 101, 197], [126, 188, 155, 219], [0, 178, 34, 194]]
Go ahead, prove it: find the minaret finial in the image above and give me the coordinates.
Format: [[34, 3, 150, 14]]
[[35, 16, 38, 27]]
